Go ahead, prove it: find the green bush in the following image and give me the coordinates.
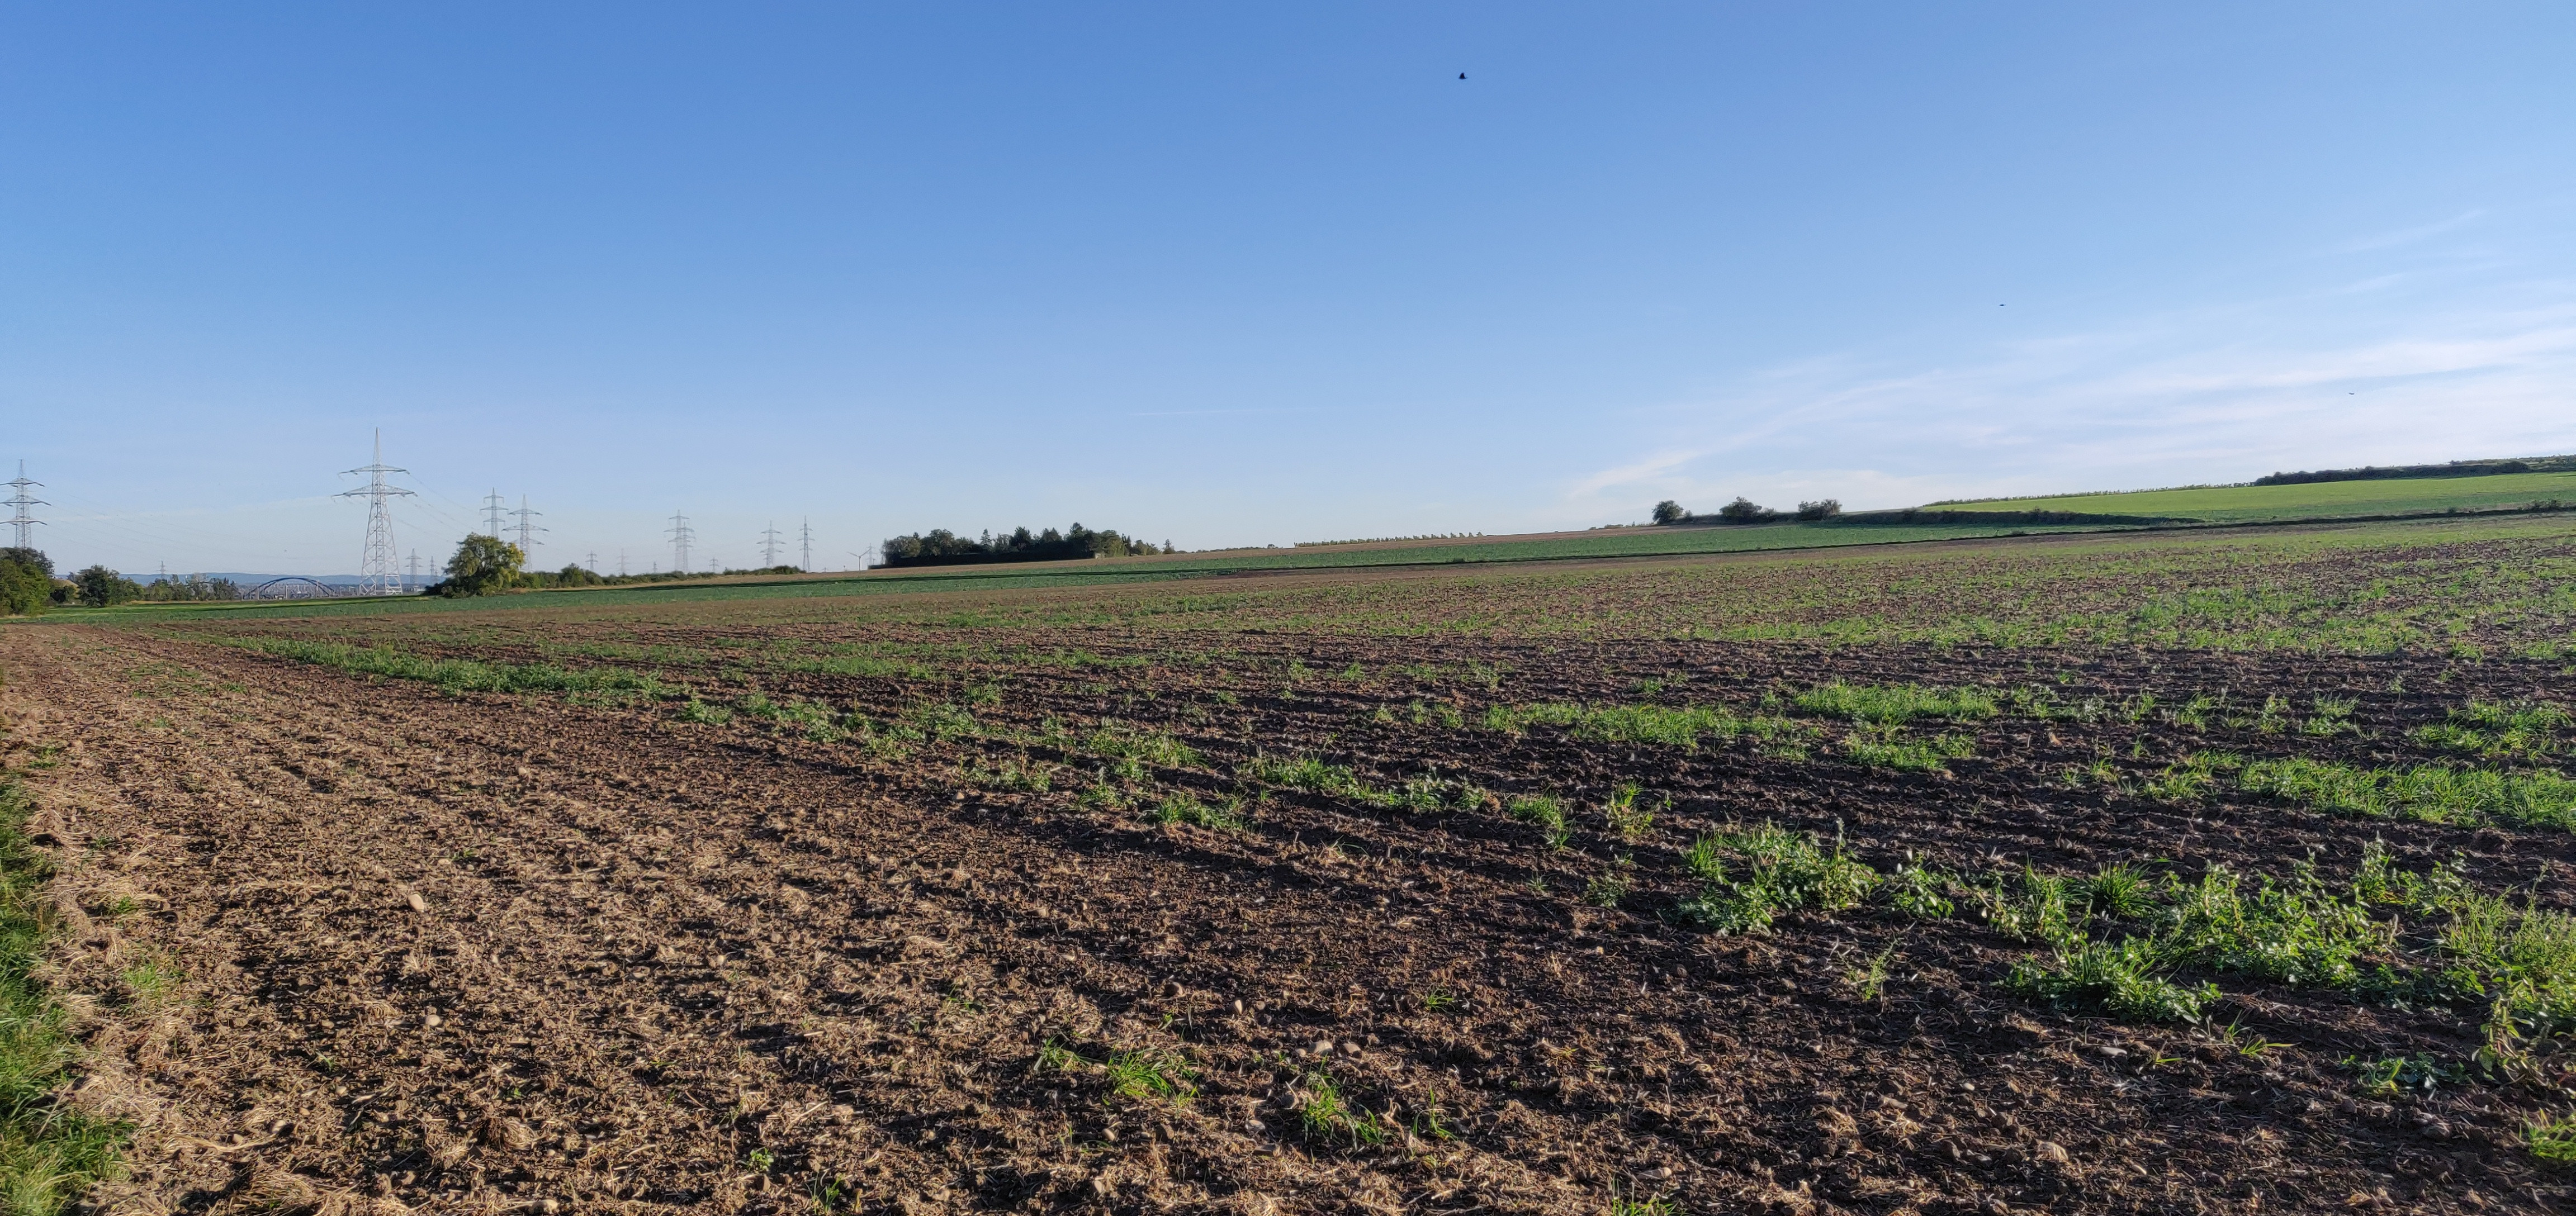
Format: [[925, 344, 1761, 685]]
[[437, 534, 525, 598], [69, 566, 141, 608], [0, 559, 46, 617]]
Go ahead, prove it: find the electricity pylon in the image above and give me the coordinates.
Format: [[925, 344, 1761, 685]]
[[338, 430, 415, 597], [482, 490, 508, 536], [510, 495, 546, 557], [760, 521, 785, 566], [799, 517, 813, 572], [667, 511, 693, 574], [4, 462, 44, 550]]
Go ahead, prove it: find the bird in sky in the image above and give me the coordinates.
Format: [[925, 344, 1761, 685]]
[[1459, 73, 1466, 80]]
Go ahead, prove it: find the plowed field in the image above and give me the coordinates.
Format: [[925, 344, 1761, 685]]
[[9, 520, 2576, 1215]]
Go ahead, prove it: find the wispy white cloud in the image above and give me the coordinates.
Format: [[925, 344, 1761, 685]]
[[1567, 447, 1703, 497], [1566, 281, 2576, 512], [2341, 210, 2486, 254]]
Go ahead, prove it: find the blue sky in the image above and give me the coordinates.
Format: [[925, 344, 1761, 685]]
[[4, 3, 2572, 574]]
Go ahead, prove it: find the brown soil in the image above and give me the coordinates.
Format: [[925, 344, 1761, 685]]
[[4, 621, 2569, 1215]]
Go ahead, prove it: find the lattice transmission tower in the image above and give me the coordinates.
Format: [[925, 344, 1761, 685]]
[[338, 431, 415, 597], [760, 521, 785, 567], [4, 462, 44, 550], [510, 495, 546, 558], [482, 490, 508, 537], [799, 517, 813, 572], [666, 511, 693, 574]]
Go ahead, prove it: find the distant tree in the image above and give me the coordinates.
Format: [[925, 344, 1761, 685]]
[[72, 564, 144, 607], [1796, 499, 1843, 521], [0, 547, 51, 578], [1716, 497, 1779, 524], [0, 552, 48, 616], [1652, 500, 1688, 525], [438, 534, 525, 597]]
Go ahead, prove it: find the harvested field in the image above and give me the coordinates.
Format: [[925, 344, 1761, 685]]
[[8, 516, 2576, 1214]]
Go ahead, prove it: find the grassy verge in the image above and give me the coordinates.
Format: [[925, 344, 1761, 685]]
[[0, 778, 125, 1212]]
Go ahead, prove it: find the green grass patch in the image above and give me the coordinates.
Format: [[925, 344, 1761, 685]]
[[2003, 937, 2220, 1023], [1242, 755, 1379, 801], [1152, 792, 1247, 830], [674, 696, 733, 725], [2525, 1109, 2576, 1164], [1239, 754, 1478, 813], [1081, 721, 1203, 777], [907, 701, 979, 742], [1992, 843, 2470, 1025], [0, 779, 129, 1211], [1793, 681, 1998, 724], [1507, 794, 1572, 848], [2239, 758, 2576, 830], [1481, 701, 1805, 750], [1841, 730, 1976, 772], [225, 637, 675, 699], [963, 755, 1055, 792], [1100, 1048, 1197, 1104], [1675, 822, 1881, 934], [2412, 700, 2570, 762], [1293, 1067, 1389, 1146], [738, 692, 846, 742]]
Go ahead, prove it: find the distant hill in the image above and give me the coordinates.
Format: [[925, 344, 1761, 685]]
[[1921, 464, 2576, 525]]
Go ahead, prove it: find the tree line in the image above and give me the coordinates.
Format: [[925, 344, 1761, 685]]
[[425, 535, 798, 597], [0, 535, 807, 614], [880, 523, 1171, 567], [1652, 497, 1841, 526], [0, 549, 247, 614]]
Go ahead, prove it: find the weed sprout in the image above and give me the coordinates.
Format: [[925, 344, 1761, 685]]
[[2527, 1110, 2576, 1163], [1153, 792, 1248, 830]]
